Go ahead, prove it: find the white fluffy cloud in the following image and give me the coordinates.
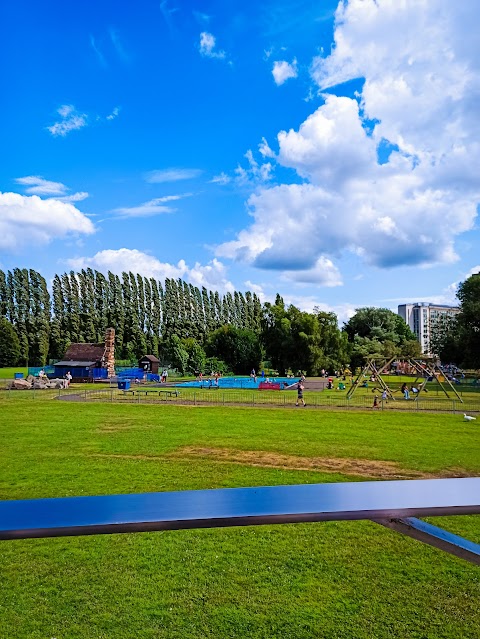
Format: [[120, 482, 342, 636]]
[[272, 59, 298, 85], [217, 0, 479, 281], [67, 249, 235, 293], [199, 32, 226, 59], [47, 105, 88, 137], [0, 192, 95, 250]]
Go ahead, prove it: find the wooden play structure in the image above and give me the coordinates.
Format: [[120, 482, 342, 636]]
[[347, 357, 463, 403]]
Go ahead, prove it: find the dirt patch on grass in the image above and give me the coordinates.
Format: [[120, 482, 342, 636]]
[[171, 447, 430, 479], [90, 447, 474, 479]]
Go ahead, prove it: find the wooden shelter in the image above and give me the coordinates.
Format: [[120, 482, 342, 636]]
[[54, 328, 115, 380], [138, 354, 160, 374]]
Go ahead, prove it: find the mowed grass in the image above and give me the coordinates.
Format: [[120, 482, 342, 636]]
[[0, 398, 479, 639], [0, 366, 28, 379]]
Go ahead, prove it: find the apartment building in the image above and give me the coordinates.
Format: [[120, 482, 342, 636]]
[[398, 303, 460, 354]]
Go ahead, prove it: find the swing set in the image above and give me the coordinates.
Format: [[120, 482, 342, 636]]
[[347, 357, 463, 403]]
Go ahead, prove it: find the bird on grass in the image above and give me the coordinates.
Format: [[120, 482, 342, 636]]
[[463, 414, 476, 421]]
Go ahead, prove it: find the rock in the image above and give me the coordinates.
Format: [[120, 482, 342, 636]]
[[9, 379, 32, 390]]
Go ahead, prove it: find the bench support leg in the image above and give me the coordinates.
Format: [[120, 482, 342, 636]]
[[374, 517, 480, 565]]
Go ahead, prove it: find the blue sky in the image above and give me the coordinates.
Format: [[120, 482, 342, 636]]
[[1, 0, 479, 324]]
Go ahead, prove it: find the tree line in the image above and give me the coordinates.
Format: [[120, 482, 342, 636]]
[[429, 273, 480, 368], [5, 266, 476, 375]]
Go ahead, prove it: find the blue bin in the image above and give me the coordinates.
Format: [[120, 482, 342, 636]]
[[118, 380, 130, 390], [14, 372, 24, 379]]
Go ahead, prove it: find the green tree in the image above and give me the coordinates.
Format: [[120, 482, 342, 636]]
[[28, 270, 50, 365], [456, 273, 480, 367], [163, 334, 189, 374], [0, 317, 21, 366], [344, 307, 416, 344], [12, 268, 30, 364], [206, 325, 262, 374], [182, 338, 206, 373], [0, 270, 8, 317]]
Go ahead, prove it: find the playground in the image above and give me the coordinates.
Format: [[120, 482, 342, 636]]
[[1, 390, 479, 638]]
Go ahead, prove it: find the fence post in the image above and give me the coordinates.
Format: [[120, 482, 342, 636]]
[[84, 389, 87, 401], [452, 400, 456, 414], [194, 391, 196, 406], [252, 392, 255, 406], [111, 389, 113, 402]]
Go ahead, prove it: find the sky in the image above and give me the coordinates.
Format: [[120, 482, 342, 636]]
[[1, 0, 479, 325]]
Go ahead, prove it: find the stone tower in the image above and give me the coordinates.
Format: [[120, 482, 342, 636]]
[[104, 328, 115, 377]]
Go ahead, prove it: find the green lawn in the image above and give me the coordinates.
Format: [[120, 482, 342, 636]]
[[0, 366, 28, 379], [0, 398, 479, 638]]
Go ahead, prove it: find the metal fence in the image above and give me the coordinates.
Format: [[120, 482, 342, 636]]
[[1, 386, 479, 414]]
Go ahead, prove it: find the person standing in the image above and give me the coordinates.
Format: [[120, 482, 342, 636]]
[[65, 371, 72, 387], [296, 381, 306, 407]]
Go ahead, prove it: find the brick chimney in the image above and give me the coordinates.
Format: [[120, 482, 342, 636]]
[[104, 328, 115, 377]]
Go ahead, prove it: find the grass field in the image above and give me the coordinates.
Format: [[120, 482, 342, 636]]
[[0, 396, 479, 638]]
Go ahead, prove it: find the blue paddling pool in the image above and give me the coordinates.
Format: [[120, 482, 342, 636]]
[[175, 376, 299, 390]]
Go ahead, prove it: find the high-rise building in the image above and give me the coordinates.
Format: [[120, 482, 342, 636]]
[[398, 303, 460, 354]]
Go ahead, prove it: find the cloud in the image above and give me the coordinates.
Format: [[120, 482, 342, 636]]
[[199, 32, 226, 59], [272, 59, 298, 85], [234, 149, 274, 186], [145, 168, 203, 183], [57, 192, 89, 203], [106, 106, 120, 121], [258, 137, 275, 158], [210, 173, 231, 185], [90, 34, 108, 69], [109, 28, 130, 64], [15, 176, 67, 196], [281, 257, 343, 287], [217, 1, 479, 278], [67, 249, 234, 293], [15, 176, 89, 203], [0, 192, 95, 251], [112, 194, 190, 218], [244, 280, 266, 300], [47, 105, 88, 137], [193, 11, 210, 25], [160, 0, 179, 35]]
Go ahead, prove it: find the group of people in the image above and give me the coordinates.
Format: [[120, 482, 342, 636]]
[[38, 369, 72, 387]]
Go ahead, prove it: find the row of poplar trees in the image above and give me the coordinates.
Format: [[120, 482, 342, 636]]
[[0, 268, 264, 366]]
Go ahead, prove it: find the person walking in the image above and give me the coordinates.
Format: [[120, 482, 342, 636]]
[[296, 381, 306, 407]]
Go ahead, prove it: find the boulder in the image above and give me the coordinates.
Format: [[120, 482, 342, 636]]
[[9, 379, 32, 390]]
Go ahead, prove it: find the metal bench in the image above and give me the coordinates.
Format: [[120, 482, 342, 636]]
[[158, 389, 179, 397], [120, 389, 179, 397], [1, 478, 479, 564]]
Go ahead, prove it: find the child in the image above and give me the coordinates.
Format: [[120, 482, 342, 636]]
[[372, 395, 379, 409], [296, 382, 306, 407]]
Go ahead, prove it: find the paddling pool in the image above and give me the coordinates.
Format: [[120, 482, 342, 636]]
[[175, 376, 299, 390]]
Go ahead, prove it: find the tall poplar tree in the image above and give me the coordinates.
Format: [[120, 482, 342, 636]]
[[13, 268, 30, 364], [28, 269, 50, 365]]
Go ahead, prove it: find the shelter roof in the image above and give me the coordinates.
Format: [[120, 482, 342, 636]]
[[54, 361, 96, 367], [139, 354, 160, 362], [63, 343, 104, 362]]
